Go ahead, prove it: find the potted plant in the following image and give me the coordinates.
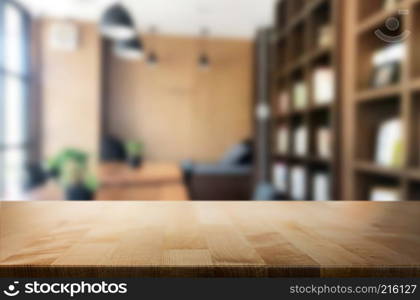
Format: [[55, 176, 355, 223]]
[[46, 149, 99, 201], [125, 141, 143, 168]]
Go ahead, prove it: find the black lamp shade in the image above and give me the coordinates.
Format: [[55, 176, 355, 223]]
[[101, 4, 137, 41], [114, 37, 144, 60]]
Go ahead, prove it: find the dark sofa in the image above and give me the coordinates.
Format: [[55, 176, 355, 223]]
[[182, 140, 253, 201]]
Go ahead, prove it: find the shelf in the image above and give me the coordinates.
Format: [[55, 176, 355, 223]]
[[354, 170, 402, 201], [273, 157, 332, 167], [271, 0, 340, 201], [273, 153, 290, 160], [355, 161, 404, 178], [347, 0, 419, 200], [356, 85, 403, 102], [307, 46, 332, 63], [273, 0, 330, 43], [272, 154, 311, 163], [407, 180, 420, 201], [412, 2, 420, 78], [306, 0, 328, 13], [290, 108, 308, 116], [282, 56, 307, 77], [311, 103, 332, 111], [411, 78, 420, 91], [407, 169, 420, 181], [276, 47, 333, 79], [274, 114, 290, 120], [408, 92, 420, 168], [308, 156, 331, 165]]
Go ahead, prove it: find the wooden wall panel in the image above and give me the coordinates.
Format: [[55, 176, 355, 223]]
[[39, 20, 102, 164], [106, 35, 253, 162]]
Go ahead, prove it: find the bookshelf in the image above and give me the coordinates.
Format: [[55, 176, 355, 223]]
[[346, 0, 420, 200], [271, 0, 342, 200]]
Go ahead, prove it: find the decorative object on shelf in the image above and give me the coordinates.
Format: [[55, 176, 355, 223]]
[[46, 149, 98, 201], [371, 43, 405, 88], [370, 186, 400, 201], [375, 118, 403, 168], [198, 28, 211, 70], [316, 127, 331, 158], [313, 67, 335, 104], [114, 37, 144, 60], [277, 90, 290, 115], [147, 26, 159, 66], [125, 140, 144, 169], [318, 24, 333, 48], [100, 3, 137, 41], [48, 21, 79, 52], [276, 126, 289, 155], [291, 166, 307, 200], [293, 126, 308, 157], [313, 172, 330, 201], [293, 81, 307, 109], [273, 162, 288, 194]]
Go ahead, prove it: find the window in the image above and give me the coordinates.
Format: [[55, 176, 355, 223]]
[[0, 1, 30, 198]]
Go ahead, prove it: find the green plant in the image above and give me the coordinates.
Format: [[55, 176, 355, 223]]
[[45, 149, 87, 176], [125, 141, 143, 158], [45, 149, 99, 192], [84, 174, 99, 192]]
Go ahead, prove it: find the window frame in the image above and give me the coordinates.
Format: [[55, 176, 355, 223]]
[[0, 0, 31, 196]]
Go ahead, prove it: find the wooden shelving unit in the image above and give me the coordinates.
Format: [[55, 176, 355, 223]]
[[271, 0, 342, 200], [347, 0, 420, 200]]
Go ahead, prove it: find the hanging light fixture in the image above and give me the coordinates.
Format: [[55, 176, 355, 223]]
[[100, 3, 137, 41], [114, 37, 144, 60], [198, 28, 210, 70], [147, 26, 159, 66]]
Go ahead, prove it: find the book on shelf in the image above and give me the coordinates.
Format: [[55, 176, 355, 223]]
[[293, 81, 307, 110], [312, 172, 331, 201], [316, 127, 331, 158], [276, 127, 289, 155], [291, 166, 307, 200], [313, 67, 335, 105], [277, 91, 290, 115], [375, 118, 404, 168], [370, 186, 400, 201], [371, 43, 405, 88], [318, 24, 333, 49], [273, 163, 288, 193], [293, 126, 308, 157]]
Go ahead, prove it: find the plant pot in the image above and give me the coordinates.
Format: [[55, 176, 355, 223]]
[[48, 169, 60, 179], [65, 184, 94, 201], [128, 156, 142, 169]]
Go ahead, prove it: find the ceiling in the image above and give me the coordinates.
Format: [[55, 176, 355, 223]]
[[17, 0, 276, 39]]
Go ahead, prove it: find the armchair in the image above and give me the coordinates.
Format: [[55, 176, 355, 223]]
[[182, 140, 253, 200]]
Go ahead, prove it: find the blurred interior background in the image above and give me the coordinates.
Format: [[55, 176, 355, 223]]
[[0, 0, 418, 201]]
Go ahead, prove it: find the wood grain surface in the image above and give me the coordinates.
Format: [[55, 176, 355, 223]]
[[1, 202, 420, 278]]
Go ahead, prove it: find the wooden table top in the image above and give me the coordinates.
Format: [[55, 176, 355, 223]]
[[1, 201, 419, 278]]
